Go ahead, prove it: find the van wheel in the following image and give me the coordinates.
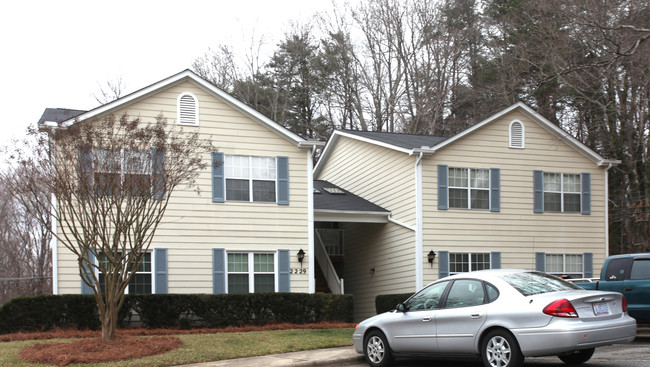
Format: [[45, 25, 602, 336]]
[[481, 329, 524, 367], [363, 330, 392, 367], [558, 348, 595, 365]]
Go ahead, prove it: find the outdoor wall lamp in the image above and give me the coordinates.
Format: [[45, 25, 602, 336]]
[[427, 250, 436, 267], [297, 249, 305, 267]]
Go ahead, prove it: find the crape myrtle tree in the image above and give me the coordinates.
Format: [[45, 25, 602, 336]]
[[4, 113, 214, 341]]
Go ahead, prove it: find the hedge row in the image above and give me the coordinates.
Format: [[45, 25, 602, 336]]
[[375, 293, 413, 314], [0, 293, 353, 334]]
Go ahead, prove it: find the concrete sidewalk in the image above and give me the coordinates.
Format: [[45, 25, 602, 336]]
[[177, 327, 650, 367], [176, 346, 361, 367]]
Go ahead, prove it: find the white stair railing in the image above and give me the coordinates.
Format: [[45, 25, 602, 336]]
[[314, 230, 344, 294]]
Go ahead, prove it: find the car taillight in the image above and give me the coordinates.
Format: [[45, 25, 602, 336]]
[[543, 299, 578, 318], [622, 296, 628, 313]]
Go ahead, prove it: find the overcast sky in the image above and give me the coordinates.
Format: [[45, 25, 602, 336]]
[[0, 0, 347, 146]]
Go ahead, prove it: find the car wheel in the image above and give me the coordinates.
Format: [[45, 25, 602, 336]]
[[558, 348, 595, 365], [481, 329, 524, 367], [363, 330, 392, 367]]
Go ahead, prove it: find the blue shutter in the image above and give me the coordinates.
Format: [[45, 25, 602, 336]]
[[277, 156, 289, 205], [212, 152, 225, 203], [583, 252, 593, 278], [154, 248, 168, 294], [535, 252, 546, 272], [438, 251, 449, 278], [490, 252, 501, 269], [581, 172, 591, 215], [81, 249, 96, 295], [490, 168, 500, 212], [533, 170, 544, 213], [278, 249, 290, 292], [152, 148, 165, 200], [438, 165, 449, 210], [213, 248, 226, 294], [78, 146, 93, 193]]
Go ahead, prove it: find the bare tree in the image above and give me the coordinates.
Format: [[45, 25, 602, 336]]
[[4, 113, 214, 340], [92, 76, 127, 104]]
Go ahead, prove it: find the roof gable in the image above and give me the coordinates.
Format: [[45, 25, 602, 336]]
[[47, 70, 320, 148]]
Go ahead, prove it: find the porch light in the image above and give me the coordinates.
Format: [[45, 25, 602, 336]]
[[297, 249, 305, 267], [427, 251, 436, 267]]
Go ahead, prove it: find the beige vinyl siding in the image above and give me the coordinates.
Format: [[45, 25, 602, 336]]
[[57, 81, 311, 294], [342, 222, 415, 321], [422, 110, 608, 284], [317, 136, 416, 225]]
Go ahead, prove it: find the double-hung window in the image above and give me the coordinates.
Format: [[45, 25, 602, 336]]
[[543, 173, 580, 212], [225, 155, 276, 202], [93, 148, 152, 197], [97, 252, 152, 294], [449, 168, 490, 209], [227, 252, 275, 293], [545, 254, 583, 278], [449, 252, 491, 275]]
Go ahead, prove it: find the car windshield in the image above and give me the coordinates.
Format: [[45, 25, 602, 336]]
[[501, 271, 581, 296]]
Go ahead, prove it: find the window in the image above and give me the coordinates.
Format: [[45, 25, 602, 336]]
[[177, 93, 198, 125], [449, 253, 491, 275], [92, 148, 153, 197], [445, 279, 486, 308], [405, 281, 450, 311], [227, 252, 275, 293], [545, 254, 584, 278], [97, 252, 152, 294], [543, 173, 581, 212], [449, 168, 490, 209], [502, 271, 581, 296], [630, 260, 650, 280], [509, 120, 525, 148], [225, 155, 276, 202]]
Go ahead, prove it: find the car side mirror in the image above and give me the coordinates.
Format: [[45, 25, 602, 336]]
[[395, 303, 407, 313]]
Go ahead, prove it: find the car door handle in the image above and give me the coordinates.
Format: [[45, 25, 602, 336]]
[[470, 314, 482, 319], [624, 287, 632, 291], [422, 316, 433, 322]]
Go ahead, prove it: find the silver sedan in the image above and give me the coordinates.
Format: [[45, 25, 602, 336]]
[[353, 270, 636, 367]]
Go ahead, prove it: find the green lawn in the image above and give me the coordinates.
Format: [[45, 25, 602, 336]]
[[0, 328, 354, 367]]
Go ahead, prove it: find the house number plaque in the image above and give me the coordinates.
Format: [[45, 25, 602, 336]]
[[290, 268, 308, 275]]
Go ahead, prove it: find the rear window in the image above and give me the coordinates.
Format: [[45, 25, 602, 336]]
[[501, 271, 581, 296]]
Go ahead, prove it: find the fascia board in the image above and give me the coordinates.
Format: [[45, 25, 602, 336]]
[[314, 209, 390, 223], [58, 70, 312, 147]]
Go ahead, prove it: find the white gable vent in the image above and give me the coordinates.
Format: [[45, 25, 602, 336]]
[[178, 93, 198, 125], [509, 120, 525, 148]]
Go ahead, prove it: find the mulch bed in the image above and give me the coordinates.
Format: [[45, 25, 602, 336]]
[[20, 336, 183, 366], [3, 322, 355, 366]]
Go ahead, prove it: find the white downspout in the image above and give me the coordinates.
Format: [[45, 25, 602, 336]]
[[52, 194, 58, 294], [605, 163, 612, 258], [415, 152, 424, 291], [308, 146, 316, 293]]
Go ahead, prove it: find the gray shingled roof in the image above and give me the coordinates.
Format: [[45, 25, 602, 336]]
[[314, 180, 389, 213], [37, 108, 86, 126], [341, 130, 449, 150]]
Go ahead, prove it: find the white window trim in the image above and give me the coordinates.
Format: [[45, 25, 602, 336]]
[[449, 167, 490, 210], [226, 251, 277, 293], [225, 155, 277, 203], [449, 252, 492, 275], [545, 253, 584, 277], [177, 92, 199, 126], [509, 120, 525, 149], [544, 172, 581, 213], [93, 148, 153, 191], [95, 251, 155, 294]]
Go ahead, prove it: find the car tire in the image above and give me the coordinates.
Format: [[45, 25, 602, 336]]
[[481, 329, 524, 367], [363, 330, 392, 367], [558, 348, 595, 365]]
